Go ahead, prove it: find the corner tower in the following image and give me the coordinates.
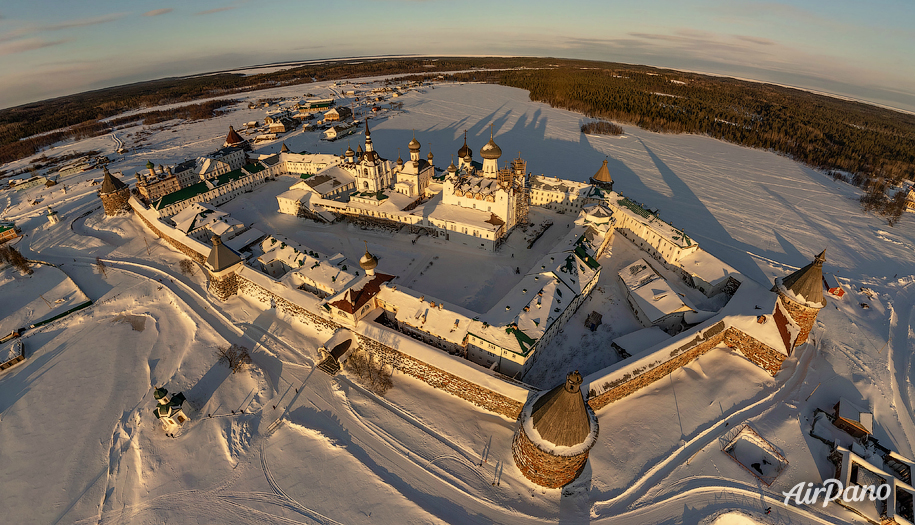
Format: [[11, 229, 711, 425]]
[[206, 235, 243, 301], [512, 371, 599, 488], [99, 167, 131, 216], [772, 249, 827, 349]]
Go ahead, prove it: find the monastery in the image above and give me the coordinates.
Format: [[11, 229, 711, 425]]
[[123, 119, 830, 489]]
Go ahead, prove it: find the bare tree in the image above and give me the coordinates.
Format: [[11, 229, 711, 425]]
[[344, 350, 393, 395], [217, 344, 252, 374], [1, 246, 32, 275], [95, 257, 107, 278], [178, 259, 197, 276]]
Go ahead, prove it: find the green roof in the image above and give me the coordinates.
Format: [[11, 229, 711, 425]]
[[244, 163, 265, 174], [617, 196, 654, 219], [574, 246, 600, 270], [0, 222, 16, 233], [215, 169, 247, 186], [154, 181, 210, 209]]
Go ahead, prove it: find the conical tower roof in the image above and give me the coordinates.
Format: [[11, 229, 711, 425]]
[[100, 167, 128, 195], [592, 159, 612, 183], [777, 249, 827, 307], [225, 126, 245, 147], [281, 142, 289, 153], [206, 235, 242, 272], [530, 371, 591, 447]]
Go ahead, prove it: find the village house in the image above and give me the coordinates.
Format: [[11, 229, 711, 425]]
[[323, 106, 352, 122]]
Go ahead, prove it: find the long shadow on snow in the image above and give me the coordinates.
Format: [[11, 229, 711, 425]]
[[286, 404, 496, 524], [635, 138, 771, 285]]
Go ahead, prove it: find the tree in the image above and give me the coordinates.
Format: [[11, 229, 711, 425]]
[[344, 350, 393, 395], [95, 257, 107, 278], [0, 246, 32, 275], [216, 344, 252, 374], [178, 259, 197, 276]]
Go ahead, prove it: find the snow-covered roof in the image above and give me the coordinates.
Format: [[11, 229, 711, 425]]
[[837, 397, 874, 434], [619, 259, 696, 322], [775, 249, 827, 308], [605, 191, 696, 250], [679, 248, 741, 287], [418, 196, 503, 232], [375, 284, 475, 346], [292, 166, 355, 196], [224, 228, 266, 252], [611, 327, 671, 356], [171, 203, 241, 235], [530, 175, 593, 198]]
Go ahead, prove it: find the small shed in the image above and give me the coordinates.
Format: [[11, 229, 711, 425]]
[[584, 311, 602, 331], [823, 273, 845, 298], [833, 397, 873, 438]]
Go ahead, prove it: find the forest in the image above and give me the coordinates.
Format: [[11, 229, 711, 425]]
[[2, 57, 913, 221]]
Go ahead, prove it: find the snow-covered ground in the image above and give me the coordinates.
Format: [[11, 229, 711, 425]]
[[0, 78, 913, 524]]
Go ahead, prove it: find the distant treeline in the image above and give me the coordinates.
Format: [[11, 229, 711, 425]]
[[3, 57, 914, 223], [489, 65, 915, 184], [0, 57, 547, 166]]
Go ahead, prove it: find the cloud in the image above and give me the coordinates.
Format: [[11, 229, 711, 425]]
[[143, 8, 173, 17], [41, 13, 127, 31], [195, 6, 237, 15], [0, 38, 67, 56]]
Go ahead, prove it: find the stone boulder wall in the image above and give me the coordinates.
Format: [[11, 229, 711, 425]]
[[236, 273, 525, 419], [357, 334, 524, 420], [588, 321, 786, 412], [129, 198, 207, 264], [777, 294, 820, 347], [512, 427, 589, 488]]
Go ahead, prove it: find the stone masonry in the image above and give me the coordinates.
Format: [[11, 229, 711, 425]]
[[209, 273, 239, 302], [777, 293, 820, 347], [132, 205, 207, 264], [236, 273, 526, 419], [589, 322, 786, 411], [512, 427, 590, 488], [101, 188, 131, 216]]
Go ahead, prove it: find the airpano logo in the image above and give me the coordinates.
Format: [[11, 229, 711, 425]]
[[783, 478, 891, 507]]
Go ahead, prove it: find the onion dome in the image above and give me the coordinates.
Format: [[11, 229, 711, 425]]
[[146, 160, 154, 170], [775, 249, 827, 307], [457, 130, 471, 159], [408, 131, 421, 151], [447, 155, 457, 173], [345, 144, 355, 157], [427, 150, 434, 161], [100, 167, 128, 194], [480, 127, 502, 160], [396, 152, 404, 166], [359, 243, 378, 272]]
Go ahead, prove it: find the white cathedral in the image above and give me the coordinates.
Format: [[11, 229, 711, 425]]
[[275, 121, 532, 251]]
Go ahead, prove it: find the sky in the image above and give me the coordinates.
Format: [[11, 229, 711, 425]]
[[1, 0, 914, 112]]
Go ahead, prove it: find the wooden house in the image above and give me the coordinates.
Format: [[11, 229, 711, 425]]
[[833, 397, 874, 439]]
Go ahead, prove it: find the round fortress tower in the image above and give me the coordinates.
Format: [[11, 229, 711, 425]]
[[772, 249, 827, 349], [512, 371, 599, 488]]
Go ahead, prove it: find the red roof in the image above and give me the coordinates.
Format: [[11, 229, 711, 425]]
[[225, 126, 245, 146], [329, 273, 394, 314]]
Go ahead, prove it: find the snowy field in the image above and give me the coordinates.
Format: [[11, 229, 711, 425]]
[[0, 263, 90, 334], [0, 77, 913, 524]]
